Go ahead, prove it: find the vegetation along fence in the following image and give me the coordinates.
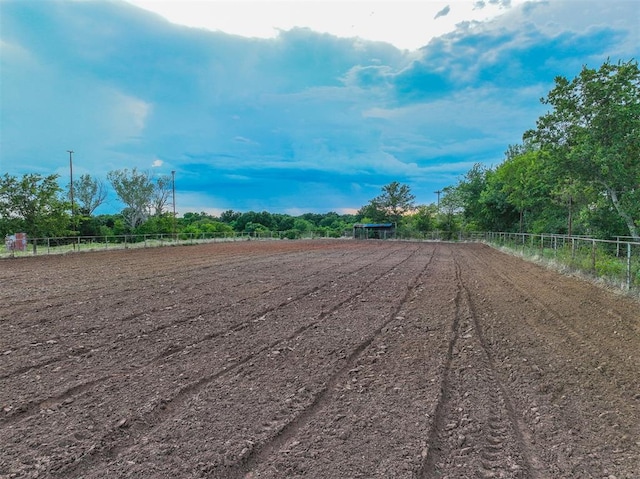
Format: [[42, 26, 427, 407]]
[[0, 230, 350, 259], [3, 229, 639, 294], [479, 232, 640, 292]]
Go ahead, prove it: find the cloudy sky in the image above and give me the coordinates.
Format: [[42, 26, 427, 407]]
[[1, 0, 638, 215]]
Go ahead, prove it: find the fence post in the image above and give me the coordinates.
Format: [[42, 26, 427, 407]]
[[627, 242, 632, 290], [591, 239, 597, 273]]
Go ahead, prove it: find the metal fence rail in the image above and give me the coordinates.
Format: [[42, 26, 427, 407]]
[[479, 232, 640, 292], [1, 230, 346, 259], [4, 229, 639, 294]]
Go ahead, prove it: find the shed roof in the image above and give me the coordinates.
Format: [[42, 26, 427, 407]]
[[353, 223, 395, 228]]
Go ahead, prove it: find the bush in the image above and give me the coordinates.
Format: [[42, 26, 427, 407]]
[[283, 230, 300, 240], [595, 257, 625, 278]]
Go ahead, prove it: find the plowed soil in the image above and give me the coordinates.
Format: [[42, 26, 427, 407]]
[[1, 240, 639, 478]]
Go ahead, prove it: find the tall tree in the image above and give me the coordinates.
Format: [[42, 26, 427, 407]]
[[456, 163, 490, 230], [107, 168, 154, 230], [438, 185, 463, 234], [151, 174, 172, 216], [477, 170, 520, 232], [0, 173, 69, 237], [73, 174, 107, 216], [525, 59, 640, 239], [409, 204, 437, 233], [360, 181, 416, 225], [494, 149, 550, 233]]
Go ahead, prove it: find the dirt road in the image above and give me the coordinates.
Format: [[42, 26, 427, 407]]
[[1, 241, 638, 478]]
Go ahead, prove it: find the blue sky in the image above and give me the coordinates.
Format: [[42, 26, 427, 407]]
[[1, 0, 638, 215]]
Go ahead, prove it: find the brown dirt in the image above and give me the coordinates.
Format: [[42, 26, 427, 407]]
[[1, 240, 638, 478]]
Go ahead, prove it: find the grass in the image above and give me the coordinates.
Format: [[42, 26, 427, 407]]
[[491, 238, 640, 296]]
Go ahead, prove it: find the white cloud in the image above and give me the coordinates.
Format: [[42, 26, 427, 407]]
[[126, 0, 535, 50], [105, 90, 152, 144], [152, 159, 164, 167]]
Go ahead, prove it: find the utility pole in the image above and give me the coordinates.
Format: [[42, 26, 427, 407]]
[[67, 150, 75, 218], [434, 189, 442, 211], [171, 170, 176, 240]]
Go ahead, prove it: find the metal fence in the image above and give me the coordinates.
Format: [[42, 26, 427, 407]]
[[478, 232, 640, 292], [0, 230, 347, 259], [4, 229, 639, 293]]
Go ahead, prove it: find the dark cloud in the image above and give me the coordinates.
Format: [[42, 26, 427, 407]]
[[434, 5, 451, 19], [2, 0, 639, 214]]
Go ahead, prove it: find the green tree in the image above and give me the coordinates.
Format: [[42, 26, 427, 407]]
[[549, 177, 596, 236], [525, 59, 640, 239], [220, 209, 241, 224], [493, 149, 550, 233], [272, 213, 295, 231], [357, 202, 388, 223], [0, 173, 69, 237], [456, 163, 491, 230], [107, 168, 154, 230], [437, 185, 463, 236], [234, 211, 275, 232], [293, 218, 314, 233], [476, 170, 520, 232], [409, 204, 437, 233], [134, 214, 175, 235], [183, 220, 233, 235], [359, 181, 415, 225]]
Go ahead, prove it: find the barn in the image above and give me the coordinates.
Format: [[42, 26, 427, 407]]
[[352, 223, 396, 240]]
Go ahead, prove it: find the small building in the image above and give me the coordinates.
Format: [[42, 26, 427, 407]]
[[5, 232, 28, 252], [353, 223, 396, 240]]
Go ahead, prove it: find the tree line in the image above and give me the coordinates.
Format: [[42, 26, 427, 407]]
[[441, 59, 639, 241], [1, 59, 637, 241]]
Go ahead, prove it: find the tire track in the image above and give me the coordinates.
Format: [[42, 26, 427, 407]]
[[0, 244, 396, 384], [0, 247, 346, 329], [458, 245, 640, 476], [417, 250, 463, 478], [0, 246, 404, 425], [219, 244, 439, 478], [52, 243, 428, 477], [419, 252, 544, 478], [459, 269, 545, 479], [466, 246, 639, 399]]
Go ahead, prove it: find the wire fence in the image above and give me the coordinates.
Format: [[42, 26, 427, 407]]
[[4, 229, 640, 294], [1, 230, 347, 259], [477, 232, 640, 292]]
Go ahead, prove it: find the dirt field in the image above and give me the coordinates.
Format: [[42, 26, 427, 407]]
[[1, 240, 639, 478]]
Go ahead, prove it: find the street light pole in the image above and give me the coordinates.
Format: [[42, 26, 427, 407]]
[[67, 150, 75, 218]]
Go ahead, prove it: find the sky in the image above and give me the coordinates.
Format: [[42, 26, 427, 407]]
[[1, 0, 639, 216]]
